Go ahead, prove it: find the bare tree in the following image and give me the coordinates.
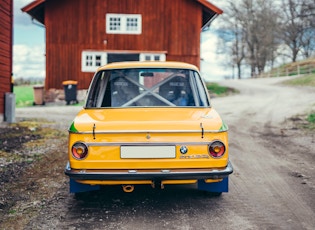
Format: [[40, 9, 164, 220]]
[[215, 0, 314, 78], [232, 23, 246, 79], [300, 0, 315, 26], [242, 0, 280, 76], [300, 0, 315, 58], [279, 0, 315, 61], [300, 27, 315, 58], [217, 1, 246, 79], [217, 0, 279, 78]]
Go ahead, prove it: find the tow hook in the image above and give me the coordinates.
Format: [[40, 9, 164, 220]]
[[122, 185, 135, 193]]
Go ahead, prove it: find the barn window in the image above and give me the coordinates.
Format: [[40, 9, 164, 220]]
[[82, 51, 107, 72], [108, 16, 121, 31], [106, 14, 142, 34], [140, 53, 166, 61]]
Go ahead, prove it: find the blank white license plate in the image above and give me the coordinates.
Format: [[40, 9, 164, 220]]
[[120, 146, 176, 159]]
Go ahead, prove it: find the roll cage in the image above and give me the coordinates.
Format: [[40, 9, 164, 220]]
[[85, 68, 210, 108]]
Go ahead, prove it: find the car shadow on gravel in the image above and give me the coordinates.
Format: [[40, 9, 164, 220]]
[[70, 184, 224, 212], [59, 185, 224, 228], [73, 184, 222, 203]]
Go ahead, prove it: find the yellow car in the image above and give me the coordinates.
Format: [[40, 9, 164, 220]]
[[65, 61, 233, 195]]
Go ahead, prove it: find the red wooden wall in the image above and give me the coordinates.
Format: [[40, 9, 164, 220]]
[[44, 0, 203, 89], [0, 0, 13, 116]]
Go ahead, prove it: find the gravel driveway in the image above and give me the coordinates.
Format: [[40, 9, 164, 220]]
[[16, 104, 82, 129], [1, 76, 315, 230]]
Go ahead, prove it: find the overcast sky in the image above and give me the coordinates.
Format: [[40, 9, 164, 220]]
[[13, 0, 229, 82]]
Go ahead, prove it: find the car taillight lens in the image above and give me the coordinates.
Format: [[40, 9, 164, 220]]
[[209, 141, 225, 158], [72, 142, 88, 160]]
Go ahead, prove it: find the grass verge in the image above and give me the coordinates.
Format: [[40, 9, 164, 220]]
[[289, 112, 315, 131], [307, 113, 315, 130], [283, 74, 315, 87], [282, 74, 315, 130], [13, 85, 34, 107], [206, 82, 237, 97]]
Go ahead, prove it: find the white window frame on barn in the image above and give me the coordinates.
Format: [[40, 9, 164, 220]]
[[106, 14, 142, 34], [82, 51, 166, 72], [139, 53, 166, 61], [81, 51, 107, 72]]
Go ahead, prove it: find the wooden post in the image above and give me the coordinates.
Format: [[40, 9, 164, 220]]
[[297, 65, 300, 76]]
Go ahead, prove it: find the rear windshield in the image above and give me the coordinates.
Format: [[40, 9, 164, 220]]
[[85, 68, 210, 108]]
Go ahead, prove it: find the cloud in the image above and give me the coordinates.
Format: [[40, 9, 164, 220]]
[[199, 0, 232, 82], [14, 0, 35, 26], [13, 44, 45, 79], [200, 31, 231, 81], [13, 1, 45, 80]]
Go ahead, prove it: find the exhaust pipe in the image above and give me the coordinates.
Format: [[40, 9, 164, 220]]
[[122, 185, 135, 193]]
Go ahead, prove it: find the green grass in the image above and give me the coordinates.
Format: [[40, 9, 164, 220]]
[[303, 112, 315, 130], [206, 82, 229, 95], [206, 82, 238, 97], [9, 209, 17, 214], [307, 113, 315, 123], [13, 85, 34, 107], [13, 85, 83, 107], [283, 74, 315, 87]]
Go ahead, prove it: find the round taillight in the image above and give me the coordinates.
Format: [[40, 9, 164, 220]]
[[72, 142, 88, 160], [209, 141, 225, 158]]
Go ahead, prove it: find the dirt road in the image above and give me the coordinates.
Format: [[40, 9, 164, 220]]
[[3, 76, 315, 229]]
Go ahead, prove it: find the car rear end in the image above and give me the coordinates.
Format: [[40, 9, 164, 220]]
[[65, 61, 233, 193]]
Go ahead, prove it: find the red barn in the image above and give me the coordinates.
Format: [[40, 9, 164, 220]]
[[22, 0, 222, 90], [0, 0, 13, 120]]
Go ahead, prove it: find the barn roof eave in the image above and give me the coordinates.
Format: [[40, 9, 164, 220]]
[[21, 0, 223, 28], [195, 0, 223, 31], [21, 0, 45, 25], [195, 0, 223, 15]]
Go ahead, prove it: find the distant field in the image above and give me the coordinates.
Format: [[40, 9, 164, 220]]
[[14, 85, 34, 107]]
